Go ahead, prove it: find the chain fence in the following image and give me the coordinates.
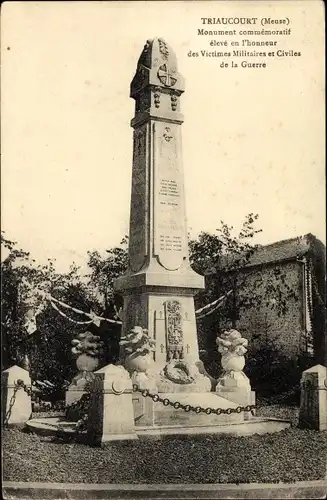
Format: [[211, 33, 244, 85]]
[[132, 384, 256, 416], [8, 378, 300, 436]]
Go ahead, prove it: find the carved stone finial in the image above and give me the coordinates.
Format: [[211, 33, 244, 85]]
[[216, 329, 248, 371], [120, 326, 156, 373], [130, 37, 184, 100], [119, 326, 158, 391], [136, 37, 176, 70], [71, 331, 104, 372], [216, 329, 251, 396]]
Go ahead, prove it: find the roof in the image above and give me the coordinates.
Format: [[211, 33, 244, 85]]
[[207, 234, 320, 275], [244, 234, 312, 268]]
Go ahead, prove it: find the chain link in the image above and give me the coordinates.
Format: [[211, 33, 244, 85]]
[[3, 380, 26, 426], [21, 380, 67, 412], [19, 379, 33, 396], [133, 384, 256, 415]]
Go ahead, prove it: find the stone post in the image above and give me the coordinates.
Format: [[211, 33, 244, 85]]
[[87, 364, 138, 446], [1, 365, 32, 426], [299, 364, 327, 431]]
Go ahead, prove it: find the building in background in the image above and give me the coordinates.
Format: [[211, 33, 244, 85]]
[[198, 234, 326, 365]]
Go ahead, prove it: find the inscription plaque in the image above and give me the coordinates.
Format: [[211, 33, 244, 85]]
[[153, 122, 186, 270]]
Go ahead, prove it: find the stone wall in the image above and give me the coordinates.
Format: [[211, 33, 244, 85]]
[[234, 261, 303, 357], [197, 259, 304, 361]]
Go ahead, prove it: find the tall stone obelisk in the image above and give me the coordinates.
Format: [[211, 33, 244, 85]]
[[114, 38, 205, 375]]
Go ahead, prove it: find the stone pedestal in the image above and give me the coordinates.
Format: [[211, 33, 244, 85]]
[[216, 371, 255, 420], [1, 365, 32, 426], [133, 391, 156, 427], [87, 364, 137, 445], [116, 286, 204, 372], [299, 364, 327, 431]]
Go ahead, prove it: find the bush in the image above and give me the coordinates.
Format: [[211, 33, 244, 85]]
[[245, 344, 313, 401], [32, 379, 70, 404]]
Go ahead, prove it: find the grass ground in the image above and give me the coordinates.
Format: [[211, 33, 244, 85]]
[[2, 405, 327, 484]]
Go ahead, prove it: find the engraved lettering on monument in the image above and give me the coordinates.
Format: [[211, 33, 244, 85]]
[[154, 122, 186, 270]]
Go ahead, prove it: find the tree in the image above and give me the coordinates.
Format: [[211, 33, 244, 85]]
[[86, 236, 129, 317], [1, 232, 30, 370], [1, 231, 98, 395], [84, 238, 129, 366]]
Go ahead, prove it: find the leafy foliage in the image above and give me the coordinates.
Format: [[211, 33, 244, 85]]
[[245, 332, 313, 401], [86, 236, 128, 318], [1, 233, 101, 396], [189, 214, 298, 327]]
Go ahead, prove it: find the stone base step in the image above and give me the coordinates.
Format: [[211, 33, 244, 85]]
[[133, 391, 247, 427], [25, 416, 291, 439], [136, 417, 291, 437], [26, 417, 76, 436]]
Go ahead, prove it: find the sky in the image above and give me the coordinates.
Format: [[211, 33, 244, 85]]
[[1, 1, 325, 273]]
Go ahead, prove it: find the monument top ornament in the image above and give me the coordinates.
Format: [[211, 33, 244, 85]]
[[130, 37, 185, 99]]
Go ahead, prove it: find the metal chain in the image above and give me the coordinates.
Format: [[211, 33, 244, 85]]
[[21, 380, 67, 412], [3, 379, 25, 426], [132, 384, 256, 415], [19, 380, 33, 396], [4, 378, 255, 434], [4, 379, 66, 420], [65, 392, 92, 433]]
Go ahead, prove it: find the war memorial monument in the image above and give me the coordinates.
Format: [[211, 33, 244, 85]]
[[6, 38, 325, 445]]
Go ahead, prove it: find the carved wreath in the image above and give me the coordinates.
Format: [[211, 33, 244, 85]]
[[163, 360, 194, 385]]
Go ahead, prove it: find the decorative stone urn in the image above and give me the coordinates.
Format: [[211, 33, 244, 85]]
[[119, 326, 157, 391], [215, 329, 254, 411], [217, 329, 247, 363], [66, 331, 104, 406]]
